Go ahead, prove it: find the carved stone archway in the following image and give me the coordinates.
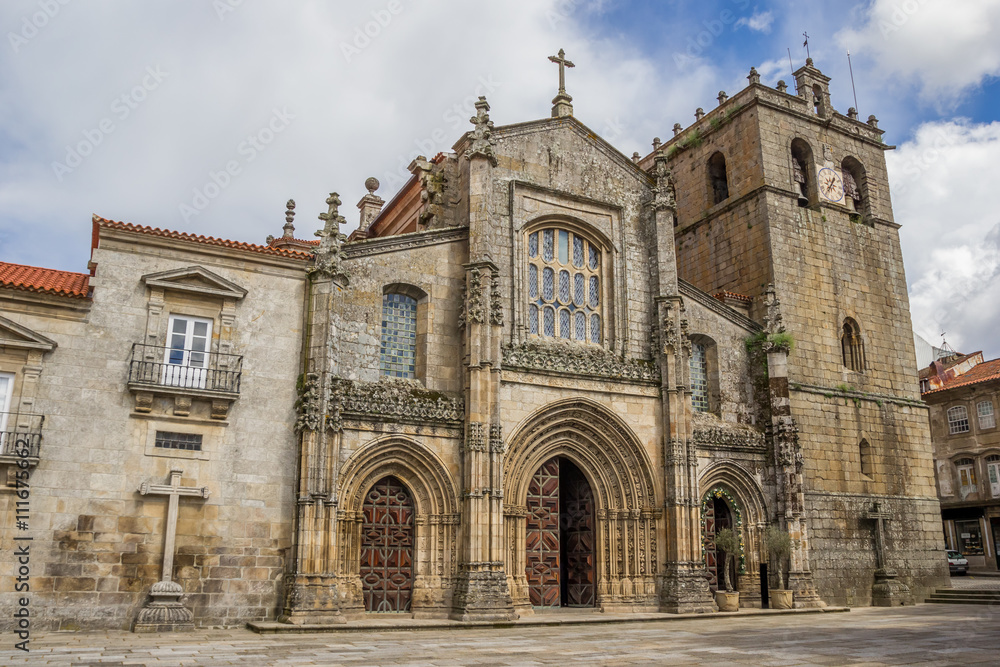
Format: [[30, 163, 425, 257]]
[[699, 461, 768, 607], [504, 398, 659, 612], [338, 436, 459, 617]]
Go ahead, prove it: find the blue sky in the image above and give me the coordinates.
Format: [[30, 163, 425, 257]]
[[1, 0, 999, 359]]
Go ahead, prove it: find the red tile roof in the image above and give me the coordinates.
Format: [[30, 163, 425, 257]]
[[0, 261, 90, 299], [923, 357, 1000, 394], [713, 291, 752, 303], [93, 215, 314, 260]]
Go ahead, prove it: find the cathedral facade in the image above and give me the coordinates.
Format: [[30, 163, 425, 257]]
[[0, 58, 947, 630]]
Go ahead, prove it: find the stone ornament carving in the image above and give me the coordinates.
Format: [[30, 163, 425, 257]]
[[774, 416, 803, 471], [649, 155, 676, 211], [660, 301, 691, 356], [467, 268, 485, 324], [489, 422, 504, 453], [489, 274, 503, 326], [295, 372, 321, 433], [330, 377, 464, 427], [467, 422, 487, 452], [692, 419, 766, 451], [502, 338, 659, 383], [309, 193, 350, 281], [463, 96, 498, 167]]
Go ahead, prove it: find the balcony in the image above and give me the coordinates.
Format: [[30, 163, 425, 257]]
[[126, 343, 243, 420], [0, 412, 43, 465]]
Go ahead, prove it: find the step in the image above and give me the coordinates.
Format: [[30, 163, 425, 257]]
[[925, 597, 999, 605]]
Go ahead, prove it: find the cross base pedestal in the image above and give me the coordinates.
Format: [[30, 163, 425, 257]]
[[871, 567, 912, 607], [133, 580, 195, 632]]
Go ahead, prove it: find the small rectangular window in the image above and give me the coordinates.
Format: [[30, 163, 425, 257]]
[[948, 406, 970, 435], [155, 431, 203, 451], [978, 401, 995, 430]]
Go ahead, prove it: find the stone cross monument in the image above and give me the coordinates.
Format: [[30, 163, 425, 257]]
[[133, 468, 210, 632], [548, 48, 575, 117], [864, 502, 911, 606]]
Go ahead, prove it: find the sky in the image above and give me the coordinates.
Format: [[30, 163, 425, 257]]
[[1, 0, 999, 359]]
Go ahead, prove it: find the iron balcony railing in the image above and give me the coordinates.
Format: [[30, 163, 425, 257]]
[[0, 412, 44, 459], [127, 343, 243, 394]]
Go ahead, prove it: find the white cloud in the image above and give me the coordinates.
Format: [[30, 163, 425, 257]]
[[836, 0, 1000, 103], [0, 1, 721, 272], [890, 120, 1000, 359], [736, 10, 773, 33]]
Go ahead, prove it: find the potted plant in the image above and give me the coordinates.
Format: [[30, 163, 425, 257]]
[[713, 527, 741, 611], [764, 525, 794, 609]]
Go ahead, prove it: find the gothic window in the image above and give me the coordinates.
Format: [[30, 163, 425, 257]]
[[948, 406, 970, 435], [977, 400, 995, 430], [690, 343, 709, 412], [791, 139, 813, 207], [841, 318, 865, 372], [859, 439, 873, 478], [380, 293, 417, 378], [841, 157, 867, 216], [527, 226, 603, 344], [707, 152, 729, 205]]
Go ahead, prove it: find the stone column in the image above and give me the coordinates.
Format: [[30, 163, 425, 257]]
[[281, 194, 351, 624], [450, 97, 516, 621], [647, 156, 715, 613]]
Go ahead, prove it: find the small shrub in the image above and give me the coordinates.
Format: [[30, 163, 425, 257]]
[[714, 528, 741, 592]]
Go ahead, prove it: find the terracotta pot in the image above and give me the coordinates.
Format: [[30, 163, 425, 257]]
[[769, 589, 793, 609], [714, 590, 739, 612]]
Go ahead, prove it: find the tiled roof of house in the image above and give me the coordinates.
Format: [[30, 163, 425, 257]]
[[93, 215, 313, 259], [0, 261, 90, 299], [713, 291, 752, 304], [923, 357, 1000, 394]]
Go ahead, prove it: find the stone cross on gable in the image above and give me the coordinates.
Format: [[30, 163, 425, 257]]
[[139, 468, 210, 582], [548, 48, 575, 118], [864, 501, 891, 571]]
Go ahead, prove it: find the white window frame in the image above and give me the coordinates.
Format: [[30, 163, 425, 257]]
[[948, 405, 970, 435], [0, 371, 13, 438], [957, 459, 976, 496], [987, 456, 1000, 498], [162, 315, 213, 389], [978, 401, 996, 430]]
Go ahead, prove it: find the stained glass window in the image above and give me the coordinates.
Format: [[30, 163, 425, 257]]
[[526, 227, 604, 345], [690, 343, 709, 412], [380, 293, 417, 378]]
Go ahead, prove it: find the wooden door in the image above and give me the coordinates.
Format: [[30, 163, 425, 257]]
[[360, 476, 414, 612], [561, 462, 595, 606], [526, 457, 561, 607]]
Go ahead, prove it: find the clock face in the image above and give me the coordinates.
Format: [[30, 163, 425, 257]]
[[818, 167, 844, 202]]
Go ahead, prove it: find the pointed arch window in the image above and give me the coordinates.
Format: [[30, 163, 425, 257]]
[[526, 226, 604, 344], [841, 157, 868, 216], [690, 343, 709, 412], [841, 318, 865, 372], [791, 139, 813, 207]]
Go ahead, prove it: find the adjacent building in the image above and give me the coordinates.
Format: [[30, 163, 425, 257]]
[[921, 352, 1000, 570]]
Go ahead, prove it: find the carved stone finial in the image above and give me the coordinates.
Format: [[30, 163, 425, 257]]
[[652, 137, 661, 151], [748, 67, 760, 85], [776, 80, 788, 94], [717, 91, 728, 105], [673, 122, 682, 136], [282, 199, 296, 239], [806, 57, 814, 67], [632, 152, 640, 164], [309, 192, 349, 281], [867, 114, 879, 128], [463, 96, 498, 166], [847, 107, 859, 120], [365, 177, 379, 194], [649, 154, 676, 211], [694, 108, 705, 121]]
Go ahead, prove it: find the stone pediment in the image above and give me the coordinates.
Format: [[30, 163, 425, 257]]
[[0, 314, 57, 352], [141, 266, 247, 300]]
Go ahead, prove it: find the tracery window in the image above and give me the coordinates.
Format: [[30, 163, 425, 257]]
[[380, 293, 417, 378], [948, 406, 970, 435], [841, 318, 865, 372], [690, 343, 709, 412], [526, 227, 602, 344]]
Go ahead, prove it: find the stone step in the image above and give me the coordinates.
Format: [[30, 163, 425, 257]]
[[925, 597, 999, 605], [924, 588, 1000, 605]]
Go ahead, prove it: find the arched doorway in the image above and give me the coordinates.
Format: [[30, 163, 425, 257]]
[[360, 476, 414, 612], [703, 490, 741, 593], [525, 456, 595, 608]]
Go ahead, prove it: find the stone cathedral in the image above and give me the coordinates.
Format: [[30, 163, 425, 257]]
[[0, 55, 948, 631]]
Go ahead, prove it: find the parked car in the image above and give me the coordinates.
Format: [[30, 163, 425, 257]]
[[947, 550, 969, 575]]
